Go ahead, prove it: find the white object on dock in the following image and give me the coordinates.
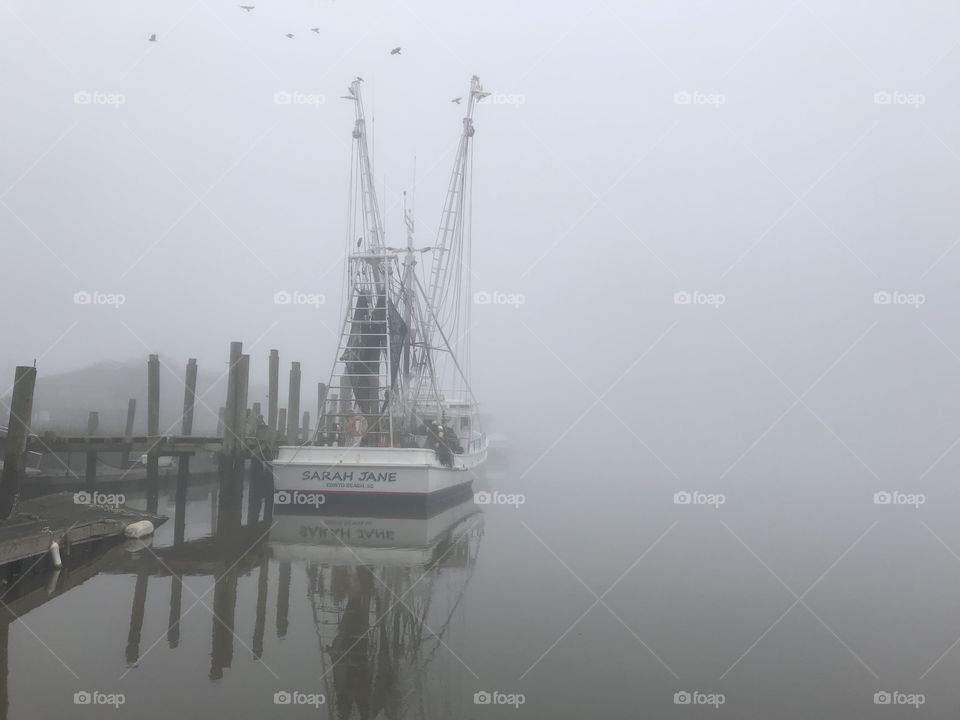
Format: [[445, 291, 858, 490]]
[[124, 520, 154, 539], [49, 540, 62, 568]]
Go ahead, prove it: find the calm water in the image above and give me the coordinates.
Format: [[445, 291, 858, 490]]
[[3, 439, 960, 719]]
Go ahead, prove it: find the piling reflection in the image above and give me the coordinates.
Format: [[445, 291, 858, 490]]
[[0, 466, 484, 719]]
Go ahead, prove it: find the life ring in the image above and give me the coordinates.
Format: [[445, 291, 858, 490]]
[[345, 415, 368, 437]]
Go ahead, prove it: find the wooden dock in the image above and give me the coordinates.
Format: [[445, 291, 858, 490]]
[[0, 492, 166, 568]]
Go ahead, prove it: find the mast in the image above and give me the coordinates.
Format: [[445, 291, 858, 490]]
[[346, 78, 385, 255], [423, 75, 488, 345], [332, 79, 397, 445]]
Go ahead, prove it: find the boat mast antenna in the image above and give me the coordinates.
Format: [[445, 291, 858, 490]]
[[344, 78, 385, 253], [422, 76, 488, 345]]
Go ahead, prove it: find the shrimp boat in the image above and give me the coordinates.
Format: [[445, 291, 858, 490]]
[[272, 76, 490, 512]]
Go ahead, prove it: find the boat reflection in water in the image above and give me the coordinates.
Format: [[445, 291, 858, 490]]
[[269, 498, 484, 719]]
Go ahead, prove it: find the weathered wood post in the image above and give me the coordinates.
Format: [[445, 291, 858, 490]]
[[286, 362, 301, 445], [222, 343, 242, 464], [176, 358, 197, 534], [238, 354, 250, 438], [277, 409, 287, 443], [301, 412, 310, 444], [121, 398, 136, 468], [85, 411, 99, 491], [317, 382, 327, 441], [268, 349, 279, 442], [218, 342, 245, 540], [146, 354, 160, 514], [246, 402, 264, 524], [0, 366, 37, 519]]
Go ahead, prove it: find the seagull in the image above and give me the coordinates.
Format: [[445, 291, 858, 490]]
[[390, 47, 401, 55], [451, 97, 462, 104], [311, 27, 320, 33], [239, 5, 255, 10], [285, 33, 295, 39], [148, 33, 157, 42]]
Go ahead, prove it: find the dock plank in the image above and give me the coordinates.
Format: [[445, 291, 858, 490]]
[[0, 492, 166, 566]]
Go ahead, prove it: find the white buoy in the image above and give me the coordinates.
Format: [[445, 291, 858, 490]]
[[124, 520, 155, 539], [49, 540, 62, 568]]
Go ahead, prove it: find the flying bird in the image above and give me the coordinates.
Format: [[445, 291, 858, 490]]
[[239, 5, 255, 10], [390, 47, 401, 55], [451, 97, 462, 104], [148, 33, 157, 42], [311, 27, 320, 33], [355, 76, 364, 82], [286, 33, 295, 38]]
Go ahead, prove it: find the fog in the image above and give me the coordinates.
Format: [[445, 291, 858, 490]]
[[2, 1, 957, 478], [4, 1, 960, 716]]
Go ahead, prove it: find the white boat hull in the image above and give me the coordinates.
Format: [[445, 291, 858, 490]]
[[270, 444, 486, 513]]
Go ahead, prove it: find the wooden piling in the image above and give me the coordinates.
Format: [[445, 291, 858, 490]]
[[181, 359, 197, 436], [146, 354, 160, 514], [0, 366, 37, 519], [218, 342, 246, 539], [222, 342, 243, 462], [238, 354, 250, 437], [268, 349, 279, 441], [121, 398, 136, 468], [176, 358, 197, 519], [301, 412, 310, 444], [277, 409, 287, 443], [85, 411, 99, 491], [317, 382, 327, 439], [286, 362, 301, 445]]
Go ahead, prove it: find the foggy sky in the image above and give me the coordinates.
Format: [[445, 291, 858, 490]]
[[2, 0, 960, 487]]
